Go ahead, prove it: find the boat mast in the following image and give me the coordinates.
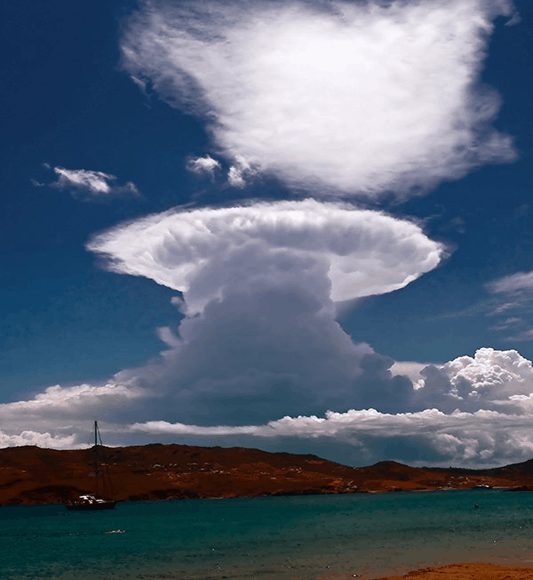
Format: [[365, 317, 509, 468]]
[[94, 420, 99, 495]]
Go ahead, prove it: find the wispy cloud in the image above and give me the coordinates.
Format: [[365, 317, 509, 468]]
[[122, 0, 515, 198], [504, 329, 533, 343], [485, 270, 533, 340], [488, 271, 533, 295], [186, 155, 221, 178], [36, 165, 140, 200]]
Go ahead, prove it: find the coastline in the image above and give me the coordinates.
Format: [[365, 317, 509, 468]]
[[0, 444, 532, 506]]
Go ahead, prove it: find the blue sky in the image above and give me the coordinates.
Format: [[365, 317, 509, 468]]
[[2, 0, 533, 466], [2, 0, 197, 394]]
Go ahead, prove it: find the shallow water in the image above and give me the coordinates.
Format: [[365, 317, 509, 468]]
[[1, 490, 532, 579]]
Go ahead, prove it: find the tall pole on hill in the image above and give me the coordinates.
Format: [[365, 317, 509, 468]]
[[94, 420, 99, 496]]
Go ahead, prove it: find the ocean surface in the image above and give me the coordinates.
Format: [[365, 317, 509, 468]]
[[1, 490, 532, 579]]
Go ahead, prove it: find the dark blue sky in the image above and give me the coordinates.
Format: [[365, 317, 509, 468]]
[[1, 0, 533, 402]]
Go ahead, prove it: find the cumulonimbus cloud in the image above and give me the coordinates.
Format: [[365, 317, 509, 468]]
[[122, 0, 515, 197], [85, 199, 442, 423], [88, 199, 443, 314]]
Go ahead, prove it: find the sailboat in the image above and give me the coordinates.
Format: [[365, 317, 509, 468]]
[[66, 421, 117, 511]]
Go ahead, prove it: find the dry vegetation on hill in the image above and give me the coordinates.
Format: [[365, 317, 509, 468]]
[[0, 444, 531, 505]]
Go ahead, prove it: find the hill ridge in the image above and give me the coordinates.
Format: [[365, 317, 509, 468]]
[[0, 443, 531, 505]]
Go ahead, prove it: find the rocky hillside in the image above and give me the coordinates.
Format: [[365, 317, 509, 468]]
[[0, 444, 531, 505]]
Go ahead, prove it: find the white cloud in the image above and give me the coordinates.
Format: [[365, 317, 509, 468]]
[[88, 199, 443, 315], [440, 348, 532, 393], [415, 348, 533, 413], [0, 381, 144, 443], [0, 430, 78, 449], [227, 155, 257, 188], [186, 155, 221, 177], [126, 346, 533, 466], [489, 270, 533, 295], [2, 346, 533, 465], [132, 407, 533, 467], [6, 382, 143, 414], [84, 199, 442, 423], [132, 421, 257, 437], [122, 0, 515, 197], [0, 200, 442, 445], [42, 166, 139, 199], [391, 361, 428, 389], [156, 326, 180, 348], [227, 166, 246, 188]]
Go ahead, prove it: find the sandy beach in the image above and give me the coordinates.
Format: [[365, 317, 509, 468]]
[[377, 563, 533, 579]]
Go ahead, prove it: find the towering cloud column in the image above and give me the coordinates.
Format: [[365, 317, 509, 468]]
[[89, 200, 443, 423]]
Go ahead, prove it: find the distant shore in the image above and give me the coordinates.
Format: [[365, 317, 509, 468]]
[[376, 562, 533, 579], [0, 443, 531, 506]]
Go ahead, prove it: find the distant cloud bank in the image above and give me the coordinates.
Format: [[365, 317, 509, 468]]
[[2, 346, 533, 467]]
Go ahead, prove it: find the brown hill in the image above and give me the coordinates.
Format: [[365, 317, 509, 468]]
[[0, 444, 531, 506]]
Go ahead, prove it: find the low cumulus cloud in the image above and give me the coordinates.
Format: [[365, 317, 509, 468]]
[[36, 165, 140, 200], [132, 408, 533, 468], [128, 348, 533, 466], [0, 431, 77, 450], [3, 343, 533, 465], [415, 347, 533, 412], [122, 0, 515, 197], [0, 379, 141, 449], [0, 382, 144, 446]]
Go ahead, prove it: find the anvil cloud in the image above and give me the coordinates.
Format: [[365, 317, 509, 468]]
[[122, 0, 515, 196], [89, 199, 443, 314]]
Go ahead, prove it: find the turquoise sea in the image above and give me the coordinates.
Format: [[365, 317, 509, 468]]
[[1, 490, 532, 579]]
